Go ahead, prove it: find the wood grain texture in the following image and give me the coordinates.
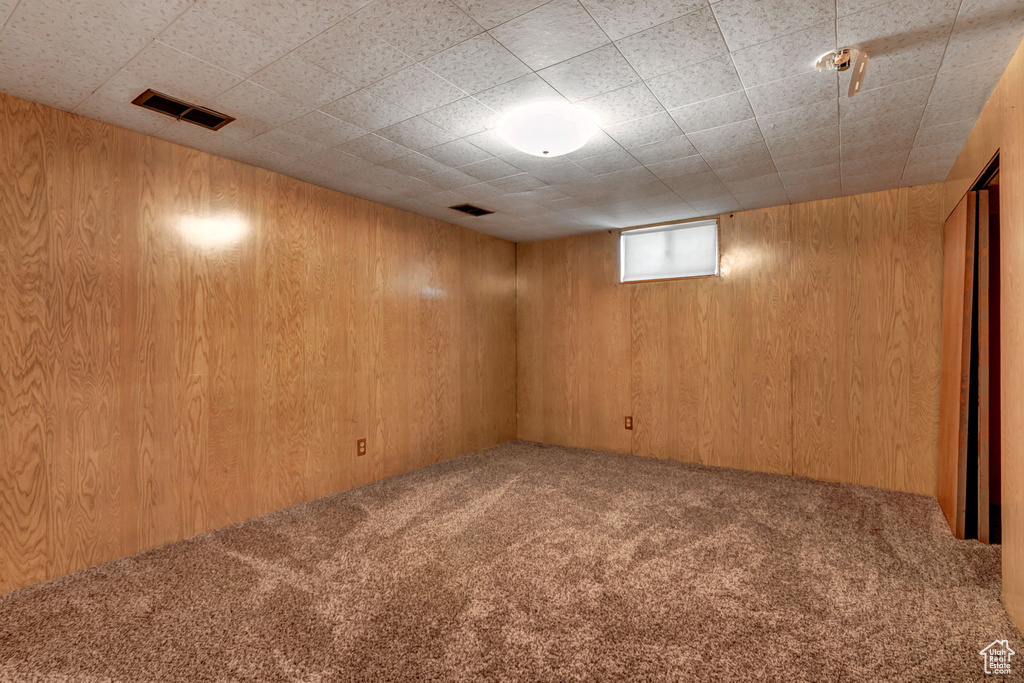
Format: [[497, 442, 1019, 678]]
[[631, 208, 793, 476], [516, 231, 631, 454], [793, 186, 943, 495], [518, 187, 942, 495], [942, 36, 1024, 631], [0, 92, 516, 594], [994, 36, 1024, 635]]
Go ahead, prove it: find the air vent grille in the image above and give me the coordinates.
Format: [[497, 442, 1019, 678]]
[[449, 203, 494, 217], [131, 89, 235, 131]]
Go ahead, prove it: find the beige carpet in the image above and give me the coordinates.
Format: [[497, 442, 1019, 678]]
[[0, 441, 1018, 681]]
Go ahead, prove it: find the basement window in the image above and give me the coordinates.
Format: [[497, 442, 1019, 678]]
[[620, 219, 719, 283]]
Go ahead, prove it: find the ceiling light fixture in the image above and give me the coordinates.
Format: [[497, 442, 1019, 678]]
[[496, 101, 600, 158]]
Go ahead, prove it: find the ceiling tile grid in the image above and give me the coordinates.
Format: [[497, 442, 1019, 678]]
[[1, 0, 1022, 241]]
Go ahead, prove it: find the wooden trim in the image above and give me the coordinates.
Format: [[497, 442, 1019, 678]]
[[621, 274, 720, 285], [978, 190, 992, 543]]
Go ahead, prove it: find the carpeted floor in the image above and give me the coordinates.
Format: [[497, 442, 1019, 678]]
[[0, 441, 1018, 682]]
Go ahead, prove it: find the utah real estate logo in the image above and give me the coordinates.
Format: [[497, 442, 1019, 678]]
[[980, 640, 1015, 675]]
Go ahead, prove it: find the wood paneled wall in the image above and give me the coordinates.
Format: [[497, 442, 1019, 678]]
[[0, 93, 516, 594], [517, 185, 944, 495], [944, 36, 1024, 635]]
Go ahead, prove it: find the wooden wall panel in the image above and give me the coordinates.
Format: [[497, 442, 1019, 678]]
[[941, 36, 1024, 633], [517, 187, 942, 495], [631, 207, 793, 476], [792, 186, 942, 495], [937, 194, 972, 535], [515, 231, 631, 454], [0, 93, 516, 594], [995, 35, 1024, 635]]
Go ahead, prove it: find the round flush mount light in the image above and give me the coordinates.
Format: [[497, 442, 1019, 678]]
[[496, 100, 600, 158]]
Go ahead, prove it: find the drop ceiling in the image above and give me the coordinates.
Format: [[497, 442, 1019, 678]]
[[0, 0, 1021, 242]]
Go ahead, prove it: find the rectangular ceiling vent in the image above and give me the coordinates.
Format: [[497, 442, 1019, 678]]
[[449, 203, 494, 217], [131, 89, 235, 131]]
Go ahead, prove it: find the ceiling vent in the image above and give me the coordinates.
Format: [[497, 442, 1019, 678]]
[[449, 203, 494, 217], [131, 89, 235, 131]]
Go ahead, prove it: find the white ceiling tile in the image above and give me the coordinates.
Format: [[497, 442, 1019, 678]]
[[843, 170, 903, 195], [712, 0, 835, 51], [780, 163, 841, 187], [377, 117, 458, 150], [249, 127, 326, 158], [942, 0, 1024, 72], [527, 162, 594, 184], [365, 65, 468, 115], [74, 91, 172, 135], [731, 21, 835, 88], [461, 181, 508, 200], [837, 0, 889, 17], [488, 173, 547, 193], [580, 0, 707, 41], [615, 7, 730, 80], [537, 45, 640, 102], [0, 0, 16, 23], [841, 109, 920, 146], [502, 152, 570, 172], [250, 53, 357, 108], [224, 142, 290, 169], [689, 196, 742, 215], [841, 135, 912, 163], [906, 141, 962, 168], [772, 146, 839, 172], [383, 152, 453, 179], [7, 0, 189, 64], [929, 58, 1007, 104], [603, 112, 683, 149], [746, 70, 837, 117], [124, 41, 243, 104], [786, 178, 844, 203], [646, 56, 743, 110], [757, 99, 836, 138], [582, 82, 664, 127], [423, 167, 480, 188], [153, 121, 237, 156], [204, 0, 372, 48], [421, 138, 493, 166], [842, 149, 908, 176], [214, 80, 311, 127], [451, 0, 549, 30], [574, 148, 642, 175], [351, 0, 482, 61], [295, 19, 414, 87], [667, 90, 754, 134], [489, 0, 609, 70], [765, 123, 838, 158], [320, 90, 413, 132], [628, 135, 699, 165], [644, 154, 711, 180], [714, 154, 778, 183], [920, 93, 988, 127], [338, 134, 414, 163], [462, 128, 519, 156], [564, 129, 623, 160], [0, 27, 117, 110], [702, 139, 773, 170], [420, 97, 498, 137], [157, 4, 288, 78], [473, 73, 565, 115], [460, 156, 521, 181], [838, 74, 932, 119], [421, 33, 531, 94], [278, 111, 367, 146], [901, 159, 953, 186], [688, 118, 764, 155]]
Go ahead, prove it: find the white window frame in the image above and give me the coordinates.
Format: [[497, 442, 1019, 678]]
[[619, 218, 720, 284]]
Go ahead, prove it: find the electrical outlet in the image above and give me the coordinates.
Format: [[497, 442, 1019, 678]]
[[357, 438, 366, 456], [624, 416, 633, 430]]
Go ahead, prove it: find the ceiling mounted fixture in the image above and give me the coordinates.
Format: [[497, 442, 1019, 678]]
[[815, 48, 869, 97], [496, 101, 600, 158]]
